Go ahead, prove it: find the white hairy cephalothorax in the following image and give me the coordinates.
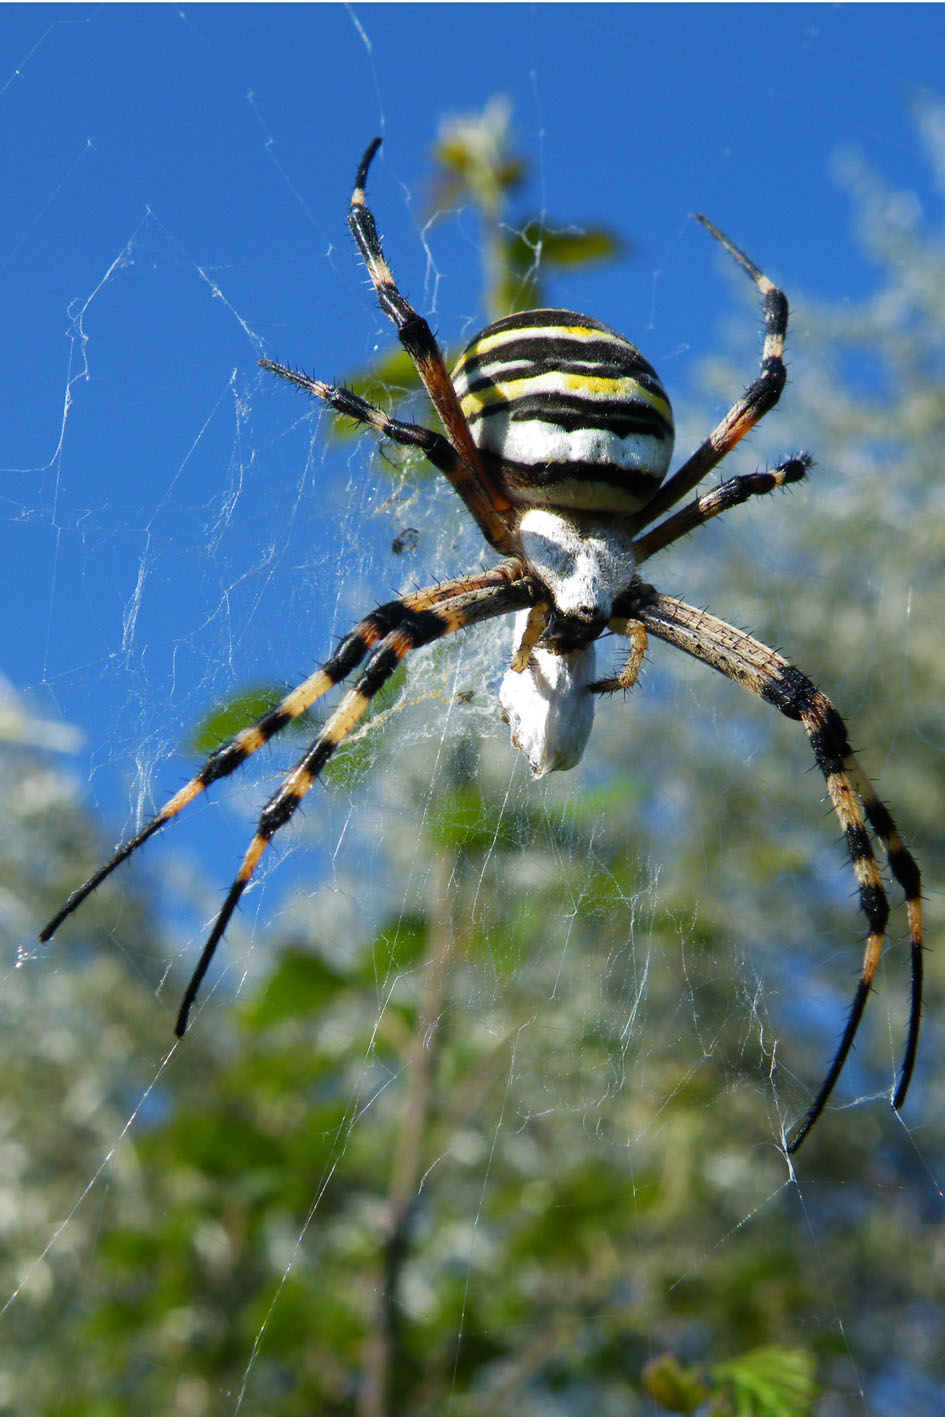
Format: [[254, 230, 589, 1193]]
[[516, 507, 637, 623]]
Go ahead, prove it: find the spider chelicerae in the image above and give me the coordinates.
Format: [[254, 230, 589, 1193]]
[[42, 139, 922, 1154]]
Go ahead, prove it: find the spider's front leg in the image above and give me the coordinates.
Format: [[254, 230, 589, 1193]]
[[345, 138, 515, 553]]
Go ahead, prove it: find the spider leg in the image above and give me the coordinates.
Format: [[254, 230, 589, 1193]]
[[344, 138, 515, 552], [615, 588, 922, 1153], [510, 601, 551, 672], [174, 574, 538, 1034], [634, 218, 789, 532], [39, 563, 525, 946], [589, 620, 648, 694], [634, 455, 811, 564], [840, 756, 923, 1113]]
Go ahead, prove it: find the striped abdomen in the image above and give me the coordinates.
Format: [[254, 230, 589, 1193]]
[[451, 309, 674, 515]]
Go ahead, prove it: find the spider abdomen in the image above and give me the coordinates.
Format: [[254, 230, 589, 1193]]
[[451, 309, 674, 515]]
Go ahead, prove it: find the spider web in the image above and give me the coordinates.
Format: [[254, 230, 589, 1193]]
[[3, 9, 944, 1416]]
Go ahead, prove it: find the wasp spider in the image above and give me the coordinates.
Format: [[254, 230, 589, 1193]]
[[42, 139, 922, 1154]]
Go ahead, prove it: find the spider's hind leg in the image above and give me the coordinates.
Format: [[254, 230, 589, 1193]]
[[627, 590, 923, 1153], [843, 757, 923, 1111], [783, 686, 923, 1152], [37, 603, 414, 945], [175, 573, 537, 1033], [39, 565, 526, 948]]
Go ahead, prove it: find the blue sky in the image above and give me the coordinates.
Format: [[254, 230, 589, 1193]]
[[4, 3, 944, 870]]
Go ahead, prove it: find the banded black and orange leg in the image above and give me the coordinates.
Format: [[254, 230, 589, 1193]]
[[614, 588, 923, 1153], [258, 361, 502, 543], [634, 218, 790, 532], [838, 755, 923, 1114], [634, 455, 812, 564], [259, 359, 481, 504], [344, 138, 515, 552], [174, 574, 539, 1034], [39, 562, 527, 947]]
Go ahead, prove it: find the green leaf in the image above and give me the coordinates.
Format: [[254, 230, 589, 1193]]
[[494, 220, 624, 313], [245, 946, 347, 1027], [711, 1346, 818, 1417], [359, 913, 429, 983], [425, 782, 508, 850], [508, 220, 624, 270], [642, 1353, 709, 1413]]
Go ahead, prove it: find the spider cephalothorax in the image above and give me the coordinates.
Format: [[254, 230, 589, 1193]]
[[42, 138, 922, 1154]]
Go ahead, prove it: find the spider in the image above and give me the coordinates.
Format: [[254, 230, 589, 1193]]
[[41, 138, 922, 1154]]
